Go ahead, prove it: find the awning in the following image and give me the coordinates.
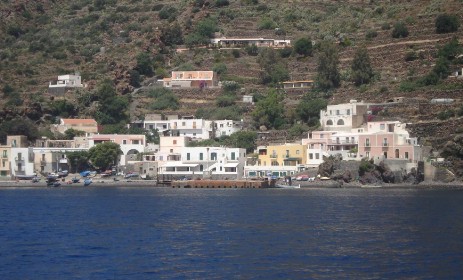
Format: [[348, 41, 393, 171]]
[[161, 162, 199, 168], [223, 162, 239, 168]]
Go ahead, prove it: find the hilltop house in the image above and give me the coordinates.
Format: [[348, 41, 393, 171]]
[[163, 71, 219, 88], [282, 80, 314, 89], [52, 118, 99, 135], [210, 37, 291, 48], [48, 73, 85, 95], [320, 100, 370, 131]]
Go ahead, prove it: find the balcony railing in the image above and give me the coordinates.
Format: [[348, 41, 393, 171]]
[[15, 167, 25, 172], [40, 160, 47, 166], [365, 143, 370, 147], [382, 143, 388, 147], [15, 157, 24, 161], [270, 154, 278, 158]]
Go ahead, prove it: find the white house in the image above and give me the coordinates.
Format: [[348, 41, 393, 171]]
[[87, 134, 146, 166], [159, 147, 246, 179], [320, 100, 370, 131]]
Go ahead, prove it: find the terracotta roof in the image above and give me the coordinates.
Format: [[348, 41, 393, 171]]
[[62, 119, 97, 125]]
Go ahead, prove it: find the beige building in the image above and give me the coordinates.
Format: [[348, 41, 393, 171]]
[[0, 136, 29, 178], [163, 71, 219, 88]]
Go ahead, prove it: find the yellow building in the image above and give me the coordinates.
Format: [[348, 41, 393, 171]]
[[257, 143, 307, 167]]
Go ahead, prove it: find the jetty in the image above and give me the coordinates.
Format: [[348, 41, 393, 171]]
[[171, 179, 270, 189]]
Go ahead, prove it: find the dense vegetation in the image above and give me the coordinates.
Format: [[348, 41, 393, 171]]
[[0, 0, 462, 158]]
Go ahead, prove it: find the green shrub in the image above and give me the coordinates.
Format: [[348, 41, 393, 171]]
[[213, 63, 228, 75], [245, 44, 259, 56], [216, 93, 236, 107], [159, 6, 177, 20], [392, 22, 409, 38], [381, 22, 391, 30], [405, 51, 418, 61], [365, 29, 378, 39], [150, 89, 179, 110], [437, 110, 455, 120], [216, 0, 229, 7], [293, 37, 312, 56], [359, 159, 374, 176], [222, 81, 240, 92], [231, 49, 240, 58], [435, 14, 460, 34], [258, 18, 276, 30], [279, 47, 293, 58], [399, 80, 418, 92]]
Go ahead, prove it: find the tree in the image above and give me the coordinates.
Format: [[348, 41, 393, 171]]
[[435, 14, 460, 34], [295, 97, 327, 125], [0, 118, 39, 144], [293, 37, 312, 56], [64, 128, 85, 140], [251, 91, 285, 129], [224, 131, 257, 153], [316, 41, 341, 90], [66, 151, 90, 173], [129, 70, 141, 87], [94, 80, 129, 124], [160, 23, 183, 46], [88, 142, 122, 170], [351, 46, 374, 86], [136, 52, 154, 76], [258, 48, 289, 85], [392, 22, 409, 38], [438, 37, 462, 60]]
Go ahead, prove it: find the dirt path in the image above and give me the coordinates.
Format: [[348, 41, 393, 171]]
[[367, 38, 449, 50]]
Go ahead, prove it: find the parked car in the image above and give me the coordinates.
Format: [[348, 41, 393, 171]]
[[124, 172, 139, 179], [296, 175, 309, 181]]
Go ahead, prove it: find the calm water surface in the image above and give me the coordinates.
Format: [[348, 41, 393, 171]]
[[1, 187, 462, 279]]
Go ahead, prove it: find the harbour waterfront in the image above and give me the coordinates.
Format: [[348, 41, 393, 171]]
[[1, 187, 463, 279]]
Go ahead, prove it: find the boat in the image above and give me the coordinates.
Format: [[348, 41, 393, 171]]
[[361, 184, 382, 188], [15, 175, 36, 180], [83, 178, 92, 186], [275, 183, 301, 189], [71, 177, 80, 183], [47, 181, 61, 187], [32, 177, 40, 183]]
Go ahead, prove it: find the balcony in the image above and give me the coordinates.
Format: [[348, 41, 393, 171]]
[[382, 142, 388, 147], [15, 156, 24, 161], [40, 160, 47, 166], [270, 154, 278, 158], [15, 167, 25, 172], [365, 142, 370, 147]]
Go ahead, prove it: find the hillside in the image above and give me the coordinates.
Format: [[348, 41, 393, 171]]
[[1, 0, 463, 151]]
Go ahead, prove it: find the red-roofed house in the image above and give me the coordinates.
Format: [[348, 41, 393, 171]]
[[53, 118, 99, 134]]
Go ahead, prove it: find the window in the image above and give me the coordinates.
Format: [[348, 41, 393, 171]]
[[326, 120, 333, 126], [309, 153, 313, 159], [231, 152, 235, 160], [173, 140, 177, 144], [383, 138, 388, 146], [366, 151, 370, 158], [337, 119, 344, 125], [296, 150, 300, 155], [200, 153, 203, 160], [380, 124, 385, 130], [193, 133, 196, 136], [336, 110, 340, 115], [365, 138, 370, 147], [2, 150, 7, 158], [211, 153, 217, 160], [395, 149, 400, 158], [170, 149, 174, 153], [320, 134, 324, 138], [405, 152, 409, 159], [315, 153, 320, 159], [347, 109, 350, 115], [187, 153, 190, 160], [182, 122, 186, 126], [123, 140, 127, 144]]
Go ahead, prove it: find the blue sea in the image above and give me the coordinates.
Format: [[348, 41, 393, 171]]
[[1, 187, 462, 279]]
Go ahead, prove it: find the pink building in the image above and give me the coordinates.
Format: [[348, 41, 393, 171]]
[[358, 122, 421, 163]]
